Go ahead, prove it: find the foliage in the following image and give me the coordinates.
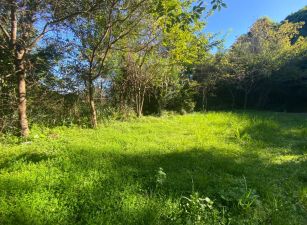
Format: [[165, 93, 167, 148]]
[[155, 167, 167, 187], [152, 0, 214, 64], [179, 193, 222, 224], [285, 6, 307, 37], [194, 12, 307, 112], [227, 18, 303, 108]]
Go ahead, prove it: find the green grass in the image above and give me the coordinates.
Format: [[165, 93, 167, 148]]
[[0, 111, 306, 225]]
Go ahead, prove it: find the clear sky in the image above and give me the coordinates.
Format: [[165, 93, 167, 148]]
[[205, 0, 307, 48]]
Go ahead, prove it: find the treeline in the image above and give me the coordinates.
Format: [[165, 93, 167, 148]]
[[195, 12, 307, 112], [0, 1, 306, 136]]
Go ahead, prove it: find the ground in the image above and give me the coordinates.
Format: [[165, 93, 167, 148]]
[[0, 111, 306, 225]]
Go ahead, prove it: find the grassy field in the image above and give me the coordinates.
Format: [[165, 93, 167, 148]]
[[0, 112, 306, 225]]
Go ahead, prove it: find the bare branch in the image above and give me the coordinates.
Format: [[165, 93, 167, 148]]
[[0, 23, 10, 43], [89, 2, 115, 71], [28, 3, 99, 50]]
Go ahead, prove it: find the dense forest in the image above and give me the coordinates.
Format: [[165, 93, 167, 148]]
[[1, 1, 306, 136]]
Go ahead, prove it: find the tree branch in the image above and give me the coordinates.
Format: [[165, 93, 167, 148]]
[[0, 23, 10, 43], [28, 3, 99, 50]]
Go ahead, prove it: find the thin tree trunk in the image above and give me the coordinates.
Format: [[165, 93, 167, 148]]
[[201, 86, 208, 112], [204, 92, 208, 112], [155, 90, 162, 116], [139, 88, 146, 117], [244, 91, 248, 110], [16, 50, 30, 137], [88, 80, 97, 128], [136, 91, 142, 117], [201, 87, 205, 112], [135, 86, 143, 117], [135, 92, 138, 117], [137, 108, 142, 117], [229, 89, 235, 109], [11, 2, 30, 137]]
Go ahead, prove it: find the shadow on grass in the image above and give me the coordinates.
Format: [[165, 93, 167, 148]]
[[52, 145, 305, 224], [1, 145, 306, 224], [0, 151, 55, 170], [242, 122, 307, 155], [229, 112, 307, 155]]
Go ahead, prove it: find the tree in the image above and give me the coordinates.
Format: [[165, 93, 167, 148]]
[[285, 6, 307, 37], [65, 0, 152, 127], [192, 53, 227, 111], [0, 0, 96, 136], [122, 52, 153, 117], [227, 18, 304, 109]]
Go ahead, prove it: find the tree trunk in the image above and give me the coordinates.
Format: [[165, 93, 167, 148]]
[[201, 87, 205, 112], [201, 87, 208, 112], [11, 2, 30, 137], [88, 80, 97, 128], [136, 108, 142, 117], [136, 92, 142, 117], [135, 86, 144, 118], [205, 93, 208, 112], [155, 90, 162, 116], [243, 91, 248, 110], [229, 88, 235, 109], [138, 88, 146, 117], [16, 48, 30, 137]]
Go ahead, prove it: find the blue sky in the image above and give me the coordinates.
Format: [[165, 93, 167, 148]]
[[205, 0, 307, 48]]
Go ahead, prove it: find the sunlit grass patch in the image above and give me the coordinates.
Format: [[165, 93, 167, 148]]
[[0, 111, 306, 224]]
